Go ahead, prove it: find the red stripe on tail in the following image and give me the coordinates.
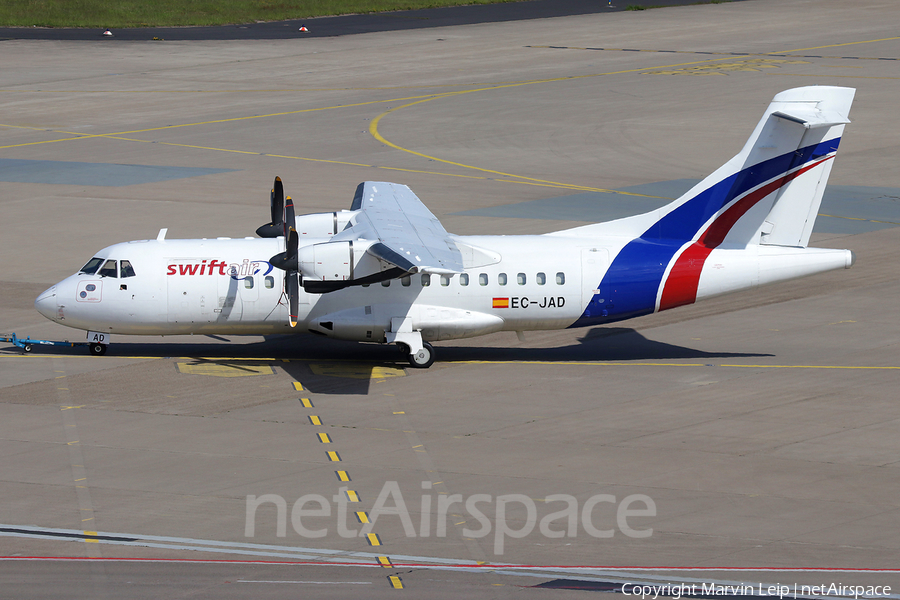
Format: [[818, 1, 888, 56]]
[[659, 156, 833, 311]]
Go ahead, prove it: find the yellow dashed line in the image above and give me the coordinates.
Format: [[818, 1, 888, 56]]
[[327, 451, 342, 462], [345, 490, 360, 502], [292, 382, 304, 391], [335, 470, 351, 482], [366, 533, 382, 546], [357, 511, 370, 524], [83, 531, 99, 544], [388, 575, 404, 589], [300, 398, 314, 408], [308, 415, 322, 426], [317, 433, 332, 444], [378, 555, 392, 567]]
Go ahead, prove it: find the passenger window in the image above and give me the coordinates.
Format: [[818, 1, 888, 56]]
[[421, 274, 431, 287], [440, 275, 451, 287], [401, 276, 411, 287], [556, 272, 566, 285], [479, 273, 488, 286], [243, 277, 254, 289], [98, 259, 118, 278], [459, 273, 469, 286], [265, 276, 275, 289], [536, 272, 546, 286], [120, 260, 136, 278], [498, 273, 507, 286], [80, 257, 103, 275], [517, 273, 526, 285], [381, 280, 391, 287]]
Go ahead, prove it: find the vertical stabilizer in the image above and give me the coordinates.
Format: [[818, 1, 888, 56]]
[[755, 87, 855, 247], [561, 86, 855, 326], [658, 86, 853, 250]]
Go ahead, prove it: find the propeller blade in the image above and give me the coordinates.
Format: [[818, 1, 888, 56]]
[[283, 195, 295, 240], [287, 270, 299, 328], [256, 176, 286, 238], [271, 176, 284, 224]]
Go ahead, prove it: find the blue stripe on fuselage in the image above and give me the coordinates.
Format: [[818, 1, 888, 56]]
[[570, 138, 840, 328]]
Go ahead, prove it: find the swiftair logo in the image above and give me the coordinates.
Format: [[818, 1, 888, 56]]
[[166, 258, 273, 279]]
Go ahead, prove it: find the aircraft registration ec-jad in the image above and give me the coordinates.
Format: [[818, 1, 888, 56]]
[[35, 87, 857, 368]]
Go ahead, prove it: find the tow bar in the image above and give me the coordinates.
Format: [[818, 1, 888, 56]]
[[1, 332, 107, 355]]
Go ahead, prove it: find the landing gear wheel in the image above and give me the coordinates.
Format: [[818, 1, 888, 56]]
[[408, 341, 435, 369], [89, 343, 107, 356], [23, 344, 32, 353]]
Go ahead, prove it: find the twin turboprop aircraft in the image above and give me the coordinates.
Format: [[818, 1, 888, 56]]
[[34, 86, 856, 367]]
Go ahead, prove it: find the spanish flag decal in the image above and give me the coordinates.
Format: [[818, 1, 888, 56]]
[[492, 297, 509, 309]]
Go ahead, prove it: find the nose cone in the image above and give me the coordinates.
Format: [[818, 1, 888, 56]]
[[35, 285, 58, 320]]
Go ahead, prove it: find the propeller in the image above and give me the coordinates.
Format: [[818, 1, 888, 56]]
[[255, 176, 285, 238], [269, 195, 300, 327]]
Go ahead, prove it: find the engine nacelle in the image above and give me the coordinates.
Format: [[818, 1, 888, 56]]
[[298, 241, 354, 281], [293, 210, 357, 238]]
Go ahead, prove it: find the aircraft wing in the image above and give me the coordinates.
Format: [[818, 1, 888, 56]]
[[336, 181, 464, 274]]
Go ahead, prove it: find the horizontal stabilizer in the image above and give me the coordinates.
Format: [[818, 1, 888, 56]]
[[771, 108, 849, 129]]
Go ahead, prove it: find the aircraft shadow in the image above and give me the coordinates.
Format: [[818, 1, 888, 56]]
[[6, 328, 771, 396], [437, 327, 773, 363]]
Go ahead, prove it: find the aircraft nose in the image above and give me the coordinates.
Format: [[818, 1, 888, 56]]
[[34, 285, 58, 320]]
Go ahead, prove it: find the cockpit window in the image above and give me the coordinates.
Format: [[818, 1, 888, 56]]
[[98, 259, 118, 278], [80, 257, 104, 275], [120, 260, 136, 278]]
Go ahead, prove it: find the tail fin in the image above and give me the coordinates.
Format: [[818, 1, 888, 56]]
[[688, 85, 854, 249], [559, 87, 855, 326], [754, 87, 854, 247], [553, 86, 854, 246]]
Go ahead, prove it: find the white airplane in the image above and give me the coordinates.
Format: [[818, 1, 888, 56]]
[[35, 86, 856, 367]]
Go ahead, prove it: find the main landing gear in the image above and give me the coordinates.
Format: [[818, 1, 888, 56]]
[[387, 328, 435, 369], [385, 319, 435, 369], [403, 340, 435, 369]]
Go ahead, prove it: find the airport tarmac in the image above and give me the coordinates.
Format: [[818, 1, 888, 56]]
[[1, 0, 899, 597]]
